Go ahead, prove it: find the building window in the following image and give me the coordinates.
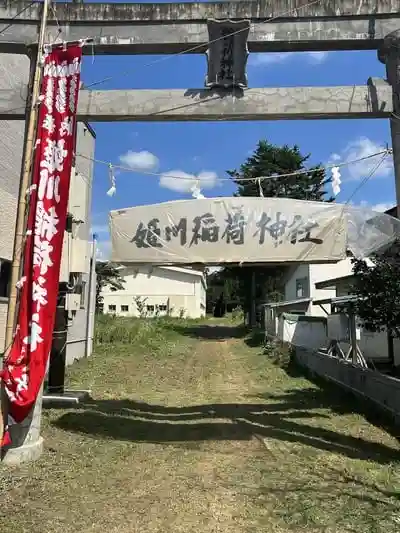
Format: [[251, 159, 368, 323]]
[[295, 277, 309, 298], [0, 259, 11, 298], [121, 305, 129, 312], [108, 304, 116, 312], [157, 304, 167, 312], [146, 305, 155, 313]]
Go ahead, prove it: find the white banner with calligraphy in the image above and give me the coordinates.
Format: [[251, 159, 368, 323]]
[[110, 198, 348, 265], [110, 198, 400, 265]]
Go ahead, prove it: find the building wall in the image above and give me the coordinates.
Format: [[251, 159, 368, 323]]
[[284, 264, 311, 302], [309, 258, 354, 316], [0, 54, 28, 262], [0, 54, 28, 353], [66, 263, 96, 366], [102, 266, 206, 319], [64, 125, 96, 365], [283, 259, 354, 317]]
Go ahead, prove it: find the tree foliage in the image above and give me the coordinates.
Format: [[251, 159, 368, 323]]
[[351, 241, 400, 337], [227, 140, 333, 201], [95, 261, 125, 313]]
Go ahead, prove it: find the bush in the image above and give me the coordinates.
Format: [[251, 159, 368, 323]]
[[264, 339, 294, 368], [231, 305, 244, 322]]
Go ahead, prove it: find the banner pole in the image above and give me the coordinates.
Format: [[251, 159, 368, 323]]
[[1, 0, 51, 448]]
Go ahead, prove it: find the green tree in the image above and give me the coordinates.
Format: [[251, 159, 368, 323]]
[[228, 140, 332, 200], [226, 140, 333, 324], [95, 261, 125, 313], [351, 242, 400, 337], [206, 268, 242, 314]]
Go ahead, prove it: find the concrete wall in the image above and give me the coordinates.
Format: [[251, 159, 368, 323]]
[[276, 311, 400, 364], [0, 54, 28, 353], [284, 264, 311, 302], [339, 328, 400, 366], [278, 314, 328, 351], [102, 266, 206, 319], [295, 347, 400, 421], [0, 54, 28, 262], [66, 266, 96, 366]]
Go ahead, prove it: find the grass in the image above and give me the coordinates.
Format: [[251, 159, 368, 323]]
[[0, 316, 400, 533]]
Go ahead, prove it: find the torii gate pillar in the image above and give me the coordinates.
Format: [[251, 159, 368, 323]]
[[379, 31, 400, 219]]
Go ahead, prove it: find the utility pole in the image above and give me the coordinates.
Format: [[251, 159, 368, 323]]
[[1, 0, 51, 453]]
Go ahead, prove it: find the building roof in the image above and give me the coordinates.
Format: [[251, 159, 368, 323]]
[[314, 257, 374, 290], [263, 297, 311, 309], [315, 273, 355, 290], [313, 294, 360, 305], [160, 266, 205, 278]]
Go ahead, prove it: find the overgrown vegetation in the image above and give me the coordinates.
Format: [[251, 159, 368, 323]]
[[94, 314, 195, 354]]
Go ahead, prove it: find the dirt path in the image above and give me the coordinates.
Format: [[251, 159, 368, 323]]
[[1, 322, 400, 533]]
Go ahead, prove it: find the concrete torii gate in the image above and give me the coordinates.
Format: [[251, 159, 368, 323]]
[[1, 0, 400, 463], [0, 1, 400, 217]]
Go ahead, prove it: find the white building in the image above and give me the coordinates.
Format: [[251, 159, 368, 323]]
[[0, 54, 96, 364], [102, 265, 207, 318], [266, 257, 354, 319], [314, 262, 400, 366], [264, 248, 400, 366]]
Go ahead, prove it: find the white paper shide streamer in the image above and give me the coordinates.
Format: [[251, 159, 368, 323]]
[[331, 166, 341, 197], [191, 180, 205, 199], [106, 163, 116, 197]]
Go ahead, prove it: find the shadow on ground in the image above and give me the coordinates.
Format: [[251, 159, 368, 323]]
[[53, 386, 400, 464], [164, 323, 248, 341]]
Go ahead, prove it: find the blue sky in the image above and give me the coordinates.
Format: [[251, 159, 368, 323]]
[[76, 13, 396, 258]]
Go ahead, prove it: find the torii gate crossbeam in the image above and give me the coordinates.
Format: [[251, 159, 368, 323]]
[[1, 1, 400, 55]]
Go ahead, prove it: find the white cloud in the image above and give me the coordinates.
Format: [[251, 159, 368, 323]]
[[371, 202, 394, 213], [159, 170, 218, 193], [119, 150, 159, 172], [248, 51, 328, 67], [357, 200, 394, 213], [328, 137, 393, 181]]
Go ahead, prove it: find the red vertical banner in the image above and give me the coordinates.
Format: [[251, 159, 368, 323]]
[[0, 44, 83, 445]]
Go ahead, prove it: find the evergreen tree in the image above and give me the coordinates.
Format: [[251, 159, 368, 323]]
[[227, 140, 332, 201]]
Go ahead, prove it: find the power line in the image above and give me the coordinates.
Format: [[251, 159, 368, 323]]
[[84, 0, 322, 90], [343, 153, 390, 205], [76, 148, 392, 185]]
